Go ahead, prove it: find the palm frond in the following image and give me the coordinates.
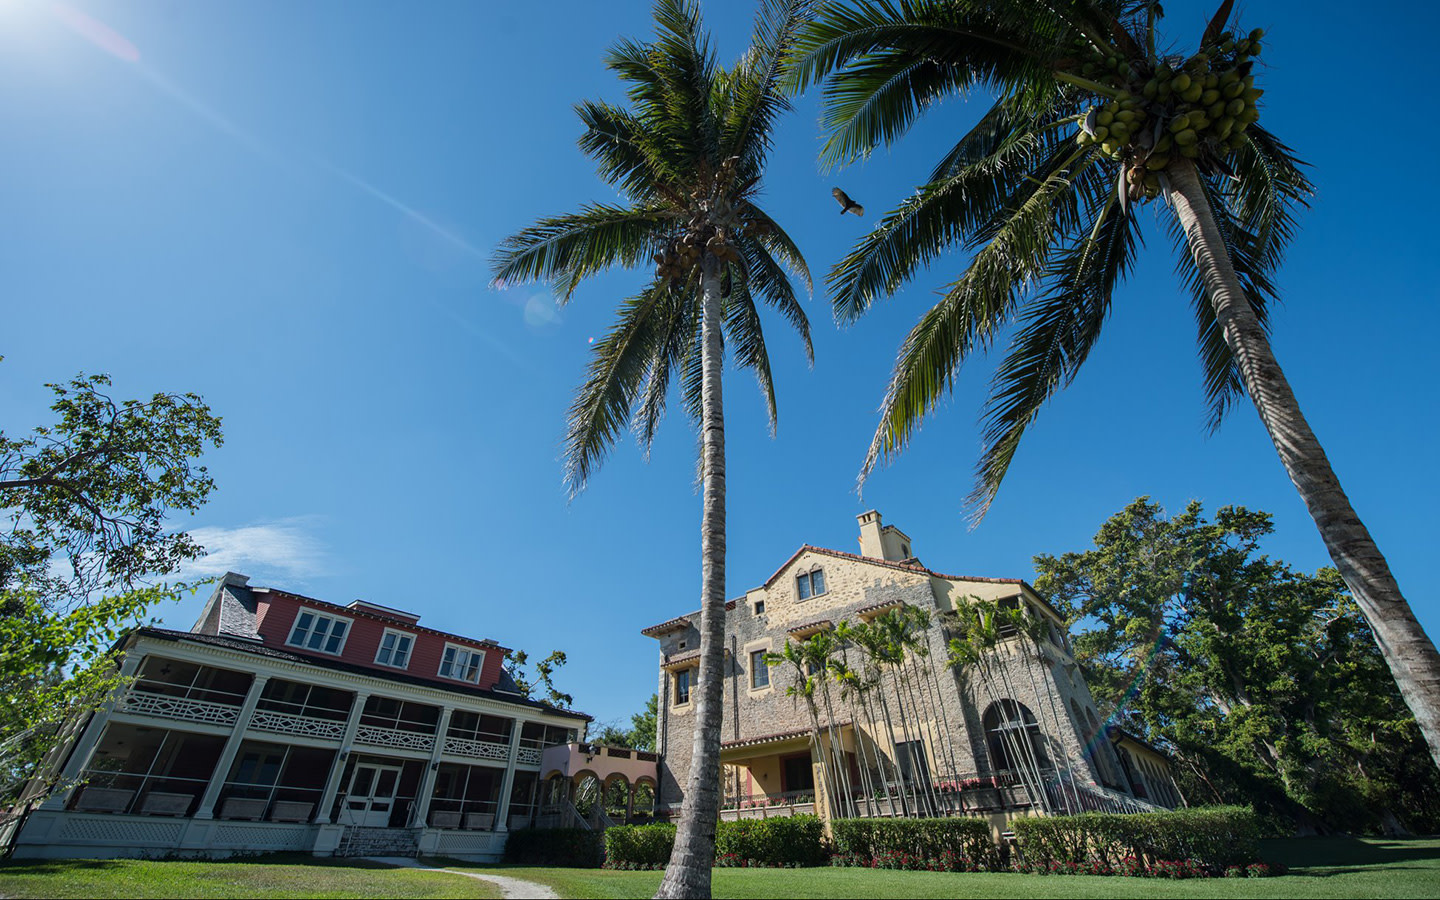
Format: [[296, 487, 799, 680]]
[[722, 0, 813, 166], [829, 127, 1084, 324], [817, 47, 980, 168], [858, 151, 1090, 484], [491, 205, 671, 300], [564, 284, 672, 494], [969, 181, 1142, 518], [736, 230, 814, 365], [634, 276, 702, 453], [575, 101, 673, 203], [722, 275, 779, 435]]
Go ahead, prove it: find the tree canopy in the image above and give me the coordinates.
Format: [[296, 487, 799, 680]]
[[1035, 499, 1440, 833], [1, 371, 223, 806]]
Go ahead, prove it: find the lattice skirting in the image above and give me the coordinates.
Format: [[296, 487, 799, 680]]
[[210, 823, 315, 849], [432, 831, 497, 854], [58, 816, 185, 845]]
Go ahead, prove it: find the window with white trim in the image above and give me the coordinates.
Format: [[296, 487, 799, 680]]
[[439, 643, 484, 683], [287, 610, 351, 655], [375, 629, 414, 669], [796, 569, 826, 600]]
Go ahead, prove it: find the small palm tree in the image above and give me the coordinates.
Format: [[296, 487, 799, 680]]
[[492, 2, 813, 895], [789, 0, 1440, 770]]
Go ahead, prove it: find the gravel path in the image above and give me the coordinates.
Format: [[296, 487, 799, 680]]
[[363, 856, 560, 899]]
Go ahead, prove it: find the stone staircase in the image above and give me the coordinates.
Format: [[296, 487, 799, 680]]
[[336, 826, 420, 858]]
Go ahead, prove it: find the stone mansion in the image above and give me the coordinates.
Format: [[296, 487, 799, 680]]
[[644, 511, 1181, 825]]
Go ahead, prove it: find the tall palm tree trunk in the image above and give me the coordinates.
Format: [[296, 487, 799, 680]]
[[1167, 158, 1440, 773], [657, 257, 727, 899]]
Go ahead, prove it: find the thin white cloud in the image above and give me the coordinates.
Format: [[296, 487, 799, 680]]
[[180, 517, 330, 583]]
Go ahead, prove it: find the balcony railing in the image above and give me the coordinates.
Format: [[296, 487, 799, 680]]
[[120, 689, 242, 727], [441, 736, 510, 762], [249, 709, 347, 741], [354, 724, 435, 753]]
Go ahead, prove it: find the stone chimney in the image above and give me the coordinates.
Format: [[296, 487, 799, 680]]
[[856, 510, 914, 562]]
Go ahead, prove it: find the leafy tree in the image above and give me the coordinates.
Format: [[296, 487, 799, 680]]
[[492, 2, 813, 895], [628, 693, 659, 752], [590, 696, 656, 751], [787, 0, 1440, 772], [503, 649, 575, 708], [1034, 499, 1440, 833], [1, 372, 222, 605], [1, 371, 222, 805]]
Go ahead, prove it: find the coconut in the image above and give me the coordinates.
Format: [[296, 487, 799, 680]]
[[1201, 89, 1221, 105], [1145, 153, 1170, 170], [1171, 72, 1192, 92], [1174, 128, 1199, 146]]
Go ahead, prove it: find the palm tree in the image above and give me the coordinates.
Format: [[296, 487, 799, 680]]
[[492, 2, 814, 895], [788, 0, 1440, 770]]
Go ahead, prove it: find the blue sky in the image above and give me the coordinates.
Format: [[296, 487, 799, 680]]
[[2, 0, 1436, 730]]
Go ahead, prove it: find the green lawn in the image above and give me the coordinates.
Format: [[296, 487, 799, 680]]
[[457, 837, 1440, 900], [0, 854, 500, 900], [1, 837, 1435, 899]]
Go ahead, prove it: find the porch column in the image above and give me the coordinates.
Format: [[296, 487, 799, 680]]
[[409, 708, 453, 828], [491, 717, 523, 832], [192, 674, 271, 819], [314, 690, 371, 824], [40, 651, 145, 810]]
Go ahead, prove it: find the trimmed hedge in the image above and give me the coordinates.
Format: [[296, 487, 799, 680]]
[[716, 816, 828, 867], [604, 823, 676, 868], [603, 816, 828, 868], [1011, 805, 1260, 870], [830, 817, 999, 869], [504, 828, 604, 867]]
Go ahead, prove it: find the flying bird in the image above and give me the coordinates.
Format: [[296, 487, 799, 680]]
[[832, 187, 864, 217]]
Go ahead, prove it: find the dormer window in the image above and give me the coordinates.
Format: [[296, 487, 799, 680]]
[[375, 629, 414, 669], [439, 644, 484, 683], [287, 610, 351, 655], [796, 569, 826, 600]]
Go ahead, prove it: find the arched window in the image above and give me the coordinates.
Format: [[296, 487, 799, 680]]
[[1070, 699, 1101, 778], [1084, 708, 1120, 787], [982, 699, 1050, 775]]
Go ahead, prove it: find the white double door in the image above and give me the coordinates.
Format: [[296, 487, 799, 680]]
[[339, 762, 403, 827]]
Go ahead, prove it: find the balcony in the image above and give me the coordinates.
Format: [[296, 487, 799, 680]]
[[119, 687, 244, 728]]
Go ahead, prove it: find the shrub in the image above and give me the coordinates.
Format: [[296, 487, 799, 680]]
[[603, 815, 827, 869], [715, 815, 828, 867], [830, 817, 999, 869], [1012, 805, 1259, 870], [603, 823, 675, 869], [504, 828, 603, 867]]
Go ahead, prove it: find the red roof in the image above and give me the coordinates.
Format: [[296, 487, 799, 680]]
[[261, 587, 512, 654]]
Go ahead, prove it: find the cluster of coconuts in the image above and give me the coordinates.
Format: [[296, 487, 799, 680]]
[[1072, 27, 1266, 202], [652, 225, 743, 283], [652, 154, 772, 285]]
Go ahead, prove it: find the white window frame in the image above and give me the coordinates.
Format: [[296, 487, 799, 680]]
[[287, 609, 352, 656], [438, 643, 484, 684], [375, 628, 414, 670]]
